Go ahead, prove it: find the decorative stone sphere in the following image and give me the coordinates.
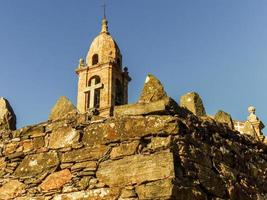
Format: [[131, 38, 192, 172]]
[[248, 106, 256, 114]]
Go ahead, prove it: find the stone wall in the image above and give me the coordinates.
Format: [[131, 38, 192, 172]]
[[0, 108, 267, 199]]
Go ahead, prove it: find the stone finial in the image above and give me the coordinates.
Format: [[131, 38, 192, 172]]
[[123, 67, 128, 72], [244, 105, 265, 141], [179, 92, 206, 116], [139, 74, 168, 104], [78, 58, 85, 68], [0, 97, 16, 130], [49, 96, 77, 121], [247, 106, 258, 122]]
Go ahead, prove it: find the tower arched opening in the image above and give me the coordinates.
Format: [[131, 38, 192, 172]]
[[92, 54, 99, 65]]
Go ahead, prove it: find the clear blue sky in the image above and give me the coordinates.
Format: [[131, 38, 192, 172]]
[[1, 1, 267, 132]]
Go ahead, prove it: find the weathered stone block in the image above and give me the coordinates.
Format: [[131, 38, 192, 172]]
[[0, 180, 25, 199], [19, 125, 45, 138], [147, 136, 172, 150], [0, 157, 6, 170], [135, 179, 174, 200], [139, 74, 168, 103], [71, 161, 97, 171], [7, 151, 24, 159], [174, 187, 207, 200], [110, 140, 139, 159], [3, 142, 18, 155], [120, 188, 137, 198], [198, 166, 227, 198], [53, 191, 91, 200], [97, 151, 175, 187], [40, 169, 72, 191], [49, 96, 77, 121], [33, 137, 45, 149], [83, 115, 179, 146], [14, 151, 59, 178], [0, 97, 16, 130], [114, 97, 179, 116], [77, 176, 91, 190], [180, 92, 206, 116], [61, 145, 107, 163], [48, 126, 80, 149], [53, 188, 120, 200], [214, 110, 234, 129], [16, 197, 50, 200], [21, 139, 34, 152]]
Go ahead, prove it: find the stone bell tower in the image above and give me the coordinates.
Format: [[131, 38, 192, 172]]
[[75, 16, 131, 117]]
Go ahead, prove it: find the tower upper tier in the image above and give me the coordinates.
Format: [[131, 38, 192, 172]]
[[86, 18, 122, 66]]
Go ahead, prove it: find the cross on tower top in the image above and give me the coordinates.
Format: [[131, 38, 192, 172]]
[[101, 3, 107, 19]]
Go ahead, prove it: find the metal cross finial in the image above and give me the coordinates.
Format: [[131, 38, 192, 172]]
[[101, 2, 107, 19]]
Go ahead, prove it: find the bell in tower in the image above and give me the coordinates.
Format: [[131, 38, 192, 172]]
[[75, 16, 131, 117]]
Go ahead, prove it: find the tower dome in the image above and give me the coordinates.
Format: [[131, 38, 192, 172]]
[[86, 18, 122, 66]]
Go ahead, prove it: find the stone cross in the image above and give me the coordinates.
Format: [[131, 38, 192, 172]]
[[84, 78, 103, 109]]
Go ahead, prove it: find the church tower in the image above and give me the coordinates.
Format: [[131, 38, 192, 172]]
[[75, 16, 131, 117]]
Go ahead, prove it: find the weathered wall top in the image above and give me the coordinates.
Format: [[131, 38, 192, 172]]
[[0, 74, 266, 200]]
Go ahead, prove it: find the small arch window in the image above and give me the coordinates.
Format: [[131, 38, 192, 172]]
[[92, 54, 99, 65], [88, 75, 101, 86]]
